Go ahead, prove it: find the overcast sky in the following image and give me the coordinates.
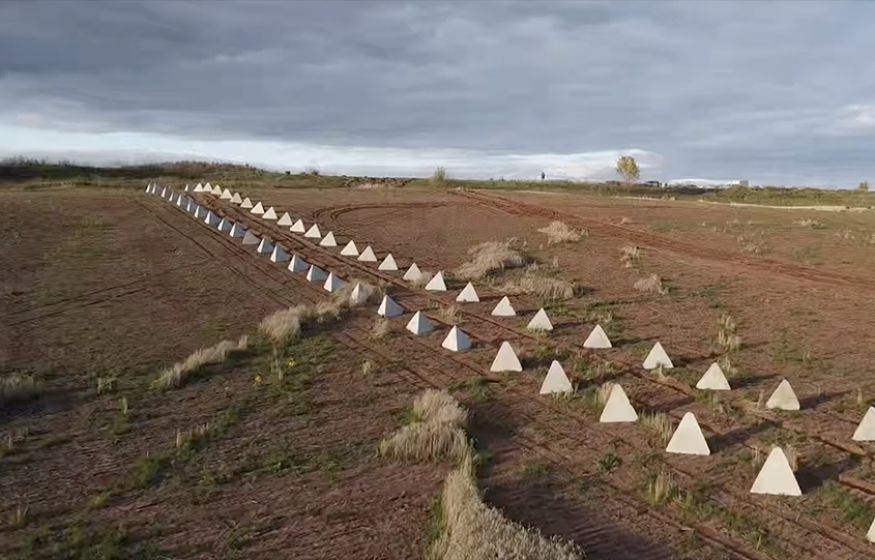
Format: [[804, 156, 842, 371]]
[[2, 1, 875, 186]]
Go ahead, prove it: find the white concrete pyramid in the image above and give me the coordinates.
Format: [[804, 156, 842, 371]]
[[231, 192, 243, 204], [377, 295, 404, 317], [750, 447, 801, 496], [527, 308, 554, 332], [456, 282, 480, 303], [193, 206, 205, 219], [277, 212, 293, 226], [217, 218, 232, 232], [766, 379, 800, 411], [320, 232, 337, 247], [270, 245, 289, 263], [306, 265, 327, 282], [176, 195, 186, 208], [242, 230, 260, 245], [643, 342, 673, 370], [229, 223, 246, 238], [251, 202, 265, 215], [204, 182, 211, 190], [220, 188, 233, 200], [583, 325, 612, 349], [184, 184, 190, 192], [378, 253, 399, 271], [288, 254, 308, 272], [349, 282, 368, 305], [666, 412, 710, 455], [442, 326, 472, 352], [599, 384, 638, 423], [144, 183, 151, 194], [147, 183, 156, 194], [304, 224, 321, 239], [263, 207, 278, 220], [290, 219, 306, 233], [193, 183, 203, 192], [403, 262, 423, 282], [425, 271, 447, 291], [405, 311, 434, 335], [323, 272, 344, 293], [491, 296, 516, 317], [168, 192, 178, 204], [696, 363, 731, 391], [491, 341, 523, 372], [868, 517, 875, 543], [211, 185, 222, 195], [340, 240, 359, 256], [540, 361, 573, 395], [185, 199, 194, 213], [160, 187, 168, 198], [257, 237, 274, 255], [853, 407, 875, 441], [204, 211, 220, 227], [241, 197, 254, 209], [358, 246, 378, 262]]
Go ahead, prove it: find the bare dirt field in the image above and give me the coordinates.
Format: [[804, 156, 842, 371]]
[[5, 179, 875, 559]]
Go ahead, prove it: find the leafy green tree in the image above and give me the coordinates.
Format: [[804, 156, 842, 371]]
[[616, 156, 640, 183]]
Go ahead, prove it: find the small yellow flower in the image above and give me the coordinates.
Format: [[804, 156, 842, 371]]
[[286, 359, 297, 368], [254, 374, 263, 386]]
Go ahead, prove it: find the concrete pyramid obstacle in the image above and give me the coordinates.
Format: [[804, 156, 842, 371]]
[[696, 363, 731, 391], [220, 188, 233, 200], [599, 384, 638, 423], [868, 517, 875, 543], [377, 295, 403, 317], [251, 202, 265, 215], [643, 342, 674, 370], [217, 218, 232, 232], [340, 240, 359, 256], [320, 232, 338, 247], [204, 211, 220, 227], [853, 407, 875, 441], [242, 230, 260, 245], [204, 182, 211, 190], [241, 197, 254, 209], [231, 192, 243, 204], [277, 212, 293, 226], [185, 199, 195, 213], [666, 412, 710, 456], [491, 341, 523, 372], [527, 308, 554, 332], [191, 183, 200, 192], [442, 326, 472, 352], [358, 245, 378, 262], [211, 185, 222, 195], [304, 224, 321, 239], [403, 262, 423, 282], [290, 219, 306, 233], [229, 223, 246, 238], [270, 244, 289, 263], [184, 184, 190, 192], [176, 195, 187, 208], [194, 206, 206, 219], [378, 253, 399, 271], [491, 296, 516, 317], [288, 254, 308, 272], [583, 325, 612, 349], [766, 379, 800, 411], [406, 311, 434, 335], [263, 207, 278, 220], [456, 282, 480, 303], [160, 187, 168, 198], [306, 264, 327, 282], [425, 271, 447, 291], [750, 447, 801, 496], [540, 361, 573, 395], [256, 237, 275, 255], [168, 192, 178, 204], [144, 183, 151, 194], [350, 282, 369, 305], [323, 272, 345, 293]]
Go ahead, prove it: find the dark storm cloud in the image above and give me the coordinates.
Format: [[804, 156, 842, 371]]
[[3, 0, 875, 184]]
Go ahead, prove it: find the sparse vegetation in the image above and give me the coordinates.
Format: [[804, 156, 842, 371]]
[[455, 240, 526, 280], [633, 273, 668, 295], [499, 271, 576, 300], [645, 470, 675, 505], [794, 218, 825, 229], [640, 412, 674, 444], [431, 166, 448, 187], [436, 303, 463, 324], [717, 313, 742, 353], [616, 155, 640, 183], [371, 318, 390, 339], [596, 452, 622, 474], [619, 245, 641, 267], [155, 335, 248, 389], [379, 390, 469, 464], [537, 221, 585, 245], [0, 373, 40, 405]]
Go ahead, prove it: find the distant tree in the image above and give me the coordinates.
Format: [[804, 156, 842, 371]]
[[616, 156, 640, 183], [430, 166, 447, 187], [859, 180, 869, 192], [540, 171, 546, 181]]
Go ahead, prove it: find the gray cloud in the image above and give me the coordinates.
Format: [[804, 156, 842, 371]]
[[2, 1, 875, 185]]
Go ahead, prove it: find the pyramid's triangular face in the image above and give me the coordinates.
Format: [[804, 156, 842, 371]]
[[270, 245, 289, 263], [666, 412, 710, 455], [491, 296, 516, 317], [290, 219, 306, 233], [583, 325, 612, 349], [868, 516, 875, 543], [306, 265, 327, 282], [229, 223, 246, 238], [251, 202, 265, 215], [340, 240, 359, 256], [490, 341, 523, 372], [358, 246, 378, 262], [288, 254, 308, 272], [425, 271, 447, 291], [220, 188, 233, 200], [643, 342, 673, 370], [599, 384, 638, 423], [231, 192, 243, 204], [184, 184, 190, 192], [256, 237, 274, 255], [212, 185, 223, 195], [194, 183, 203, 192], [217, 218, 232, 232], [242, 231, 260, 245], [277, 212, 293, 226], [377, 295, 403, 317], [441, 326, 471, 352], [185, 200, 194, 213], [263, 207, 278, 220], [750, 447, 801, 496], [853, 407, 875, 441], [304, 224, 321, 239], [204, 211, 219, 226], [766, 379, 800, 411], [456, 282, 480, 303], [168, 192, 177, 203], [160, 187, 167, 198], [540, 361, 572, 395], [527, 308, 553, 331], [320, 232, 337, 247], [405, 311, 434, 335], [378, 253, 398, 271], [403, 262, 422, 281], [241, 197, 254, 209], [204, 182, 212, 190], [323, 272, 344, 293], [349, 283, 366, 305], [696, 363, 731, 391], [193, 206, 204, 218]]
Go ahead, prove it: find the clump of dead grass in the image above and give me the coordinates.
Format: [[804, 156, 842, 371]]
[[259, 287, 369, 344], [640, 411, 673, 444], [455, 240, 526, 280], [620, 245, 641, 267], [633, 273, 668, 295], [435, 303, 463, 324], [537, 221, 585, 245], [371, 318, 390, 339], [717, 313, 742, 353], [379, 390, 469, 463], [500, 271, 576, 300], [0, 373, 41, 406], [794, 218, 824, 229], [156, 336, 249, 389]]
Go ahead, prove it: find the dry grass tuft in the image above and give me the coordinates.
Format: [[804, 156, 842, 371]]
[[379, 390, 469, 463], [0, 373, 40, 406], [646, 470, 675, 505], [594, 382, 614, 408], [259, 294, 356, 344], [537, 221, 585, 245], [620, 245, 641, 267], [717, 314, 742, 353], [783, 445, 798, 471], [334, 279, 382, 307], [409, 270, 435, 288], [436, 303, 463, 324], [500, 272, 575, 300], [640, 412, 673, 444], [413, 390, 468, 426], [794, 218, 824, 229], [633, 273, 668, 295], [455, 240, 526, 280], [371, 318, 390, 339], [156, 336, 248, 389]]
